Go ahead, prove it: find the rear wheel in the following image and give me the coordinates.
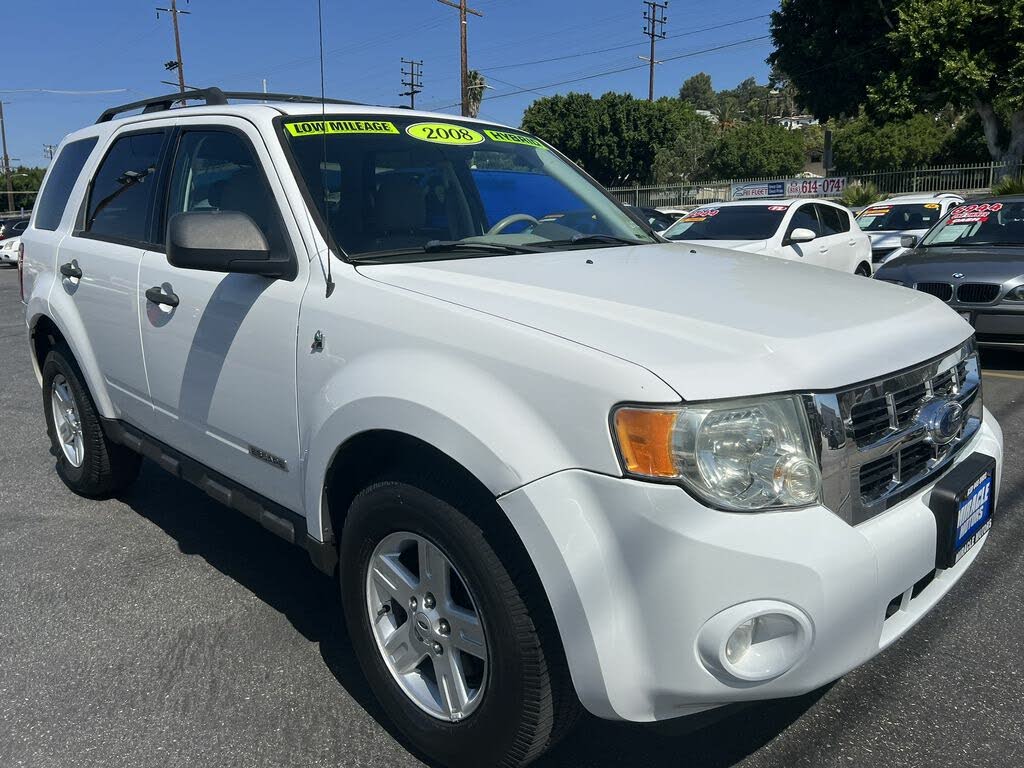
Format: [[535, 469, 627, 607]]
[[41, 345, 141, 497], [855, 262, 872, 277], [340, 478, 577, 767]]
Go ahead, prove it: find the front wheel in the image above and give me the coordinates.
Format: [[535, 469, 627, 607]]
[[855, 262, 872, 277], [340, 479, 576, 767]]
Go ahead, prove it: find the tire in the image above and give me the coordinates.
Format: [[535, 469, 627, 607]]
[[855, 262, 872, 277], [340, 477, 577, 768], [41, 344, 141, 498]]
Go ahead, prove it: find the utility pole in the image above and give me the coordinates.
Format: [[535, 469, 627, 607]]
[[0, 102, 13, 214], [400, 59, 424, 109], [156, 0, 191, 97], [641, 1, 668, 102], [436, 0, 482, 116], [43, 144, 58, 162]]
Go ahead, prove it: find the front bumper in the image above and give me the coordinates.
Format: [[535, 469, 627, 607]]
[[499, 411, 1002, 722], [960, 307, 1024, 347]]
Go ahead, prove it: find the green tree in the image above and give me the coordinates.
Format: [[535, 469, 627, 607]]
[[870, 0, 1024, 172], [769, 0, 898, 121], [6, 166, 45, 213], [652, 117, 718, 183], [466, 70, 486, 119], [709, 123, 805, 178], [679, 72, 716, 110], [718, 77, 770, 122], [831, 112, 951, 172]]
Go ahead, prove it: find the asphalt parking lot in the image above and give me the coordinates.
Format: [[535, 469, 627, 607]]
[[1, 266, 1023, 768]]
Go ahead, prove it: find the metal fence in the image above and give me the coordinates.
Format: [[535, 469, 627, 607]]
[[608, 162, 1024, 208]]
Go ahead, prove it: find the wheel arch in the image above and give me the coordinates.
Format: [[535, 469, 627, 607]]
[[29, 309, 115, 417]]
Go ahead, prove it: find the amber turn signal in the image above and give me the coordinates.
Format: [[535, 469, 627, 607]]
[[613, 407, 679, 478]]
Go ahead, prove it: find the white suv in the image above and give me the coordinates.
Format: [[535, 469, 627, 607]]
[[856, 192, 964, 268], [20, 89, 1003, 768]]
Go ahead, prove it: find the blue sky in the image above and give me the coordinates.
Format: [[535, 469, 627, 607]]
[[3, 0, 778, 167]]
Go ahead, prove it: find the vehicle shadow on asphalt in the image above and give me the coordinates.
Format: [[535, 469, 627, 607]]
[[117, 461, 834, 768]]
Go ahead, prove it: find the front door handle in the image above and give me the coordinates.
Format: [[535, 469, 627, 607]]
[[59, 261, 82, 279], [145, 285, 180, 308]]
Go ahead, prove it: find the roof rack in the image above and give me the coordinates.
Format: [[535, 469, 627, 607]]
[[96, 87, 364, 123]]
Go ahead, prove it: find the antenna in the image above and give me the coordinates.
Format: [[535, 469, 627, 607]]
[[317, 0, 335, 297]]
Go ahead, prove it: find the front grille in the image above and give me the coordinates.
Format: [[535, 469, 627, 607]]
[[811, 341, 982, 525], [916, 282, 953, 301], [956, 283, 1000, 303], [872, 247, 897, 263]]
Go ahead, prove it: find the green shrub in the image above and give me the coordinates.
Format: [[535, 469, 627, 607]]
[[992, 175, 1024, 196], [840, 181, 883, 208]]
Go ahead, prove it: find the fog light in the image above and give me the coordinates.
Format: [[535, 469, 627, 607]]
[[698, 601, 813, 683]]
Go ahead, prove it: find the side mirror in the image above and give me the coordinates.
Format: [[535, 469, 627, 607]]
[[901, 234, 918, 249], [787, 227, 817, 244], [167, 211, 293, 279]]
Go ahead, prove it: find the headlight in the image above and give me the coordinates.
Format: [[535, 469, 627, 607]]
[[1004, 285, 1024, 302], [613, 395, 821, 511]]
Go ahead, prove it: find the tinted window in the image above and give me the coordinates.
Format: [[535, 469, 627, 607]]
[[166, 130, 286, 255], [664, 205, 787, 241], [788, 205, 821, 236], [86, 131, 165, 243], [856, 203, 945, 232], [34, 137, 97, 231], [921, 201, 1024, 247], [816, 204, 849, 235]]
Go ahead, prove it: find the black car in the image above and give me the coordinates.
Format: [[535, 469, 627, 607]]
[[874, 196, 1024, 347], [626, 205, 681, 232], [0, 217, 30, 240]]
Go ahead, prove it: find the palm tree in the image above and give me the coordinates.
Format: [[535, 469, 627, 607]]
[[466, 70, 486, 118]]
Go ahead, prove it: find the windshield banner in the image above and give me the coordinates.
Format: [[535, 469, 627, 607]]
[[732, 177, 846, 200]]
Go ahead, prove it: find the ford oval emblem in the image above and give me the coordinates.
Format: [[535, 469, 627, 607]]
[[918, 399, 965, 445], [952, 272, 965, 279]]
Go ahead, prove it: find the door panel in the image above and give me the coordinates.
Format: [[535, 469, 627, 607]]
[[137, 119, 307, 510], [782, 204, 825, 266]]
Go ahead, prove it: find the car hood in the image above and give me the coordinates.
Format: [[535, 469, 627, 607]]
[[670, 238, 769, 253], [357, 244, 971, 401], [878, 245, 1024, 283]]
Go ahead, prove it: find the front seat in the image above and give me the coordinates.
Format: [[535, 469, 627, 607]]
[[372, 175, 427, 250]]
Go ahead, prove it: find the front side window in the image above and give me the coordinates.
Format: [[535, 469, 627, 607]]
[[856, 203, 944, 232], [815, 204, 849, 235], [921, 201, 1024, 247], [166, 130, 286, 255], [787, 205, 821, 237], [281, 117, 654, 260], [35, 137, 98, 231], [663, 205, 788, 241], [85, 131, 165, 244]]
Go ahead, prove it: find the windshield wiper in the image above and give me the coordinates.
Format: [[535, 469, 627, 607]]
[[535, 234, 649, 249], [352, 240, 544, 262]]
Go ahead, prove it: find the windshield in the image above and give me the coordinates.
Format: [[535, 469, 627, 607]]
[[281, 116, 654, 260], [856, 202, 945, 232], [663, 205, 787, 241], [920, 201, 1024, 247]]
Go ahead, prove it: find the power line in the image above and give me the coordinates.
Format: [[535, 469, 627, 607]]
[[428, 34, 770, 111], [642, 1, 668, 102], [480, 14, 769, 73], [435, 0, 483, 117], [156, 0, 191, 97], [401, 58, 424, 109]]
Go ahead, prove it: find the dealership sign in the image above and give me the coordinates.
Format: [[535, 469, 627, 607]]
[[731, 177, 847, 200]]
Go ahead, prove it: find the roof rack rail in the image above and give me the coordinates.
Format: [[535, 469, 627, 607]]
[[96, 87, 363, 123]]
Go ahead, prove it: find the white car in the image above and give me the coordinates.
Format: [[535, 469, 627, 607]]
[[857, 193, 964, 268], [20, 89, 1002, 768], [0, 235, 20, 267], [663, 199, 873, 275]]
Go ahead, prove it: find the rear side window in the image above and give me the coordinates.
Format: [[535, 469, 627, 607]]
[[34, 137, 98, 231], [85, 131, 166, 245], [816, 204, 850, 235]]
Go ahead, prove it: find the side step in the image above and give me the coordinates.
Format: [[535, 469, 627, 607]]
[[101, 419, 338, 575]]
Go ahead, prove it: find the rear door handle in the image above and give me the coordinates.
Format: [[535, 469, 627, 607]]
[[145, 285, 179, 308], [59, 261, 82, 279]]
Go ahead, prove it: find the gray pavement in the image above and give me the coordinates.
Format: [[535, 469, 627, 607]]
[[1, 265, 1022, 768]]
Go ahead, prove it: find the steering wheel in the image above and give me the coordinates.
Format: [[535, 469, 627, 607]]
[[486, 213, 539, 236]]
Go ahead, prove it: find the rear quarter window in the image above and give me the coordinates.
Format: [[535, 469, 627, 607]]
[[33, 137, 98, 231]]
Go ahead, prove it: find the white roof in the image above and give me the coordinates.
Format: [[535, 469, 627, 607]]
[[873, 193, 963, 205], [691, 199, 837, 208]]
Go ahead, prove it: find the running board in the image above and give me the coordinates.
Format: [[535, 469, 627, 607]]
[[101, 418, 338, 576]]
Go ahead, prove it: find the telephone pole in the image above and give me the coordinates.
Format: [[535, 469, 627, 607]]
[[0, 102, 13, 213], [401, 58, 424, 109], [156, 0, 191, 97], [436, 0, 482, 116], [43, 144, 58, 162], [641, 1, 668, 102]]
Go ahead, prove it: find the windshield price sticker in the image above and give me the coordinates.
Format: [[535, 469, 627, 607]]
[[768, 205, 789, 211], [407, 122, 485, 145], [286, 120, 399, 136], [925, 203, 941, 209], [862, 207, 891, 216], [484, 129, 547, 149], [949, 202, 1003, 224], [683, 208, 719, 222]]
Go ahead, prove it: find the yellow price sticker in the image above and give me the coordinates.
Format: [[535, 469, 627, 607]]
[[484, 129, 546, 149], [924, 203, 941, 209], [406, 122, 484, 145], [286, 120, 399, 137]]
